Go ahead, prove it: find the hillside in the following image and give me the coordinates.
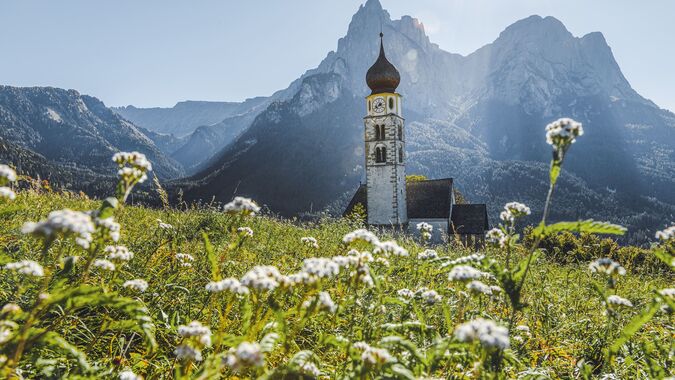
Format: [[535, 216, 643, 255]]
[[181, 0, 675, 243], [0, 187, 672, 378], [0, 86, 184, 180]]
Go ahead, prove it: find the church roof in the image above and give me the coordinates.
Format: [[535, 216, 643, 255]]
[[343, 179, 489, 235], [450, 204, 489, 235], [343, 178, 454, 219], [366, 33, 401, 95]]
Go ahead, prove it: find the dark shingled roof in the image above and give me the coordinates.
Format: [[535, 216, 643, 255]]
[[343, 178, 454, 219], [450, 204, 489, 235]]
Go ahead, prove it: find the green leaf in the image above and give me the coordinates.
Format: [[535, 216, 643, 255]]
[[379, 336, 427, 366], [532, 219, 627, 237], [512, 250, 542, 284], [389, 363, 416, 380], [652, 248, 674, 270], [98, 197, 119, 219], [609, 300, 660, 356], [259, 332, 281, 353], [33, 330, 91, 372]]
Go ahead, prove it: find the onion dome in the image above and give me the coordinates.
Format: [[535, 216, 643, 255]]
[[366, 33, 400, 95]]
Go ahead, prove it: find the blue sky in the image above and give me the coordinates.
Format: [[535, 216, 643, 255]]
[[1, 0, 673, 110]]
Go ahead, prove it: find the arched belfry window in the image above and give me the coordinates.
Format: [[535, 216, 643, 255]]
[[379, 125, 386, 140], [398, 146, 403, 163], [374, 124, 380, 140], [375, 146, 387, 163]]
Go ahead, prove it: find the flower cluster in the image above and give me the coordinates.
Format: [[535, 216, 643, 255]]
[[175, 321, 211, 362], [655, 225, 675, 241], [4, 260, 44, 277], [0, 187, 15, 201], [500, 202, 531, 224], [417, 288, 442, 304], [224, 342, 265, 372], [448, 265, 484, 282], [157, 219, 173, 230], [418, 249, 438, 260], [416, 222, 433, 240], [467, 280, 493, 296], [93, 259, 116, 271], [545, 118, 584, 151], [589, 258, 626, 277], [352, 342, 394, 366], [302, 258, 339, 279], [237, 226, 254, 237], [175, 253, 194, 268], [22, 209, 95, 249], [445, 253, 485, 267], [93, 215, 121, 242], [303, 291, 337, 314], [0, 164, 17, 184], [205, 278, 250, 295], [223, 196, 260, 216], [123, 279, 148, 292], [113, 152, 152, 183], [454, 318, 510, 350], [106, 245, 134, 262], [373, 240, 408, 257], [241, 265, 283, 291], [605, 295, 633, 309], [485, 228, 508, 248], [343, 229, 380, 245], [118, 369, 142, 380], [300, 236, 319, 249]]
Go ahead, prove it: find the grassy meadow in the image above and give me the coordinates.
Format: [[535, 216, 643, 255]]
[[0, 120, 673, 379]]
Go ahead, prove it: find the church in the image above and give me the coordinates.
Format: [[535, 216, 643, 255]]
[[344, 33, 488, 246]]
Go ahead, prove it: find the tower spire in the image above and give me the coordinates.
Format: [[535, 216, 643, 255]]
[[366, 32, 400, 95]]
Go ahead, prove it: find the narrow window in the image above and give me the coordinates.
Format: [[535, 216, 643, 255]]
[[381, 146, 387, 162], [368, 100, 371, 111], [379, 125, 386, 139], [374, 125, 380, 140], [398, 125, 402, 140], [389, 97, 394, 110], [399, 146, 403, 163]]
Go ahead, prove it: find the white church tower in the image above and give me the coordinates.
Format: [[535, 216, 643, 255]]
[[364, 33, 407, 226]]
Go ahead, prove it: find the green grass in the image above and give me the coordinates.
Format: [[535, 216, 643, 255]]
[[0, 191, 672, 379]]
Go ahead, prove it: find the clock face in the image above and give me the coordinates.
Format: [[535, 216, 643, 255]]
[[372, 97, 386, 113]]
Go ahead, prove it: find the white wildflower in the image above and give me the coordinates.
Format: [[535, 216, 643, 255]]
[[300, 236, 319, 249], [94, 216, 121, 242], [515, 325, 531, 335], [123, 279, 148, 292], [501, 202, 531, 223], [0, 187, 15, 201], [448, 265, 483, 282], [343, 229, 380, 245], [113, 151, 152, 171], [175, 253, 194, 268], [237, 226, 254, 237], [302, 258, 339, 278], [0, 321, 17, 344], [22, 209, 95, 248], [299, 362, 321, 377], [303, 291, 337, 314], [93, 259, 116, 271], [240, 265, 282, 291], [374, 240, 408, 257], [589, 258, 626, 276], [174, 344, 202, 361], [655, 225, 675, 241], [178, 321, 212, 347], [545, 118, 583, 148], [606, 295, 633, 308], [157, 219, 173, 230], [119, 369, 143, 380], [106, 245, 134, 262], [362, 346, 394, 366], [467, 280, 492, 296], [417, 222, 433, 240], [446, 253, 485, 266], [205, 278, 249, 295], [4, 260, 44, 277], [223, 196, 260, 216], [454, 318, 510, 349], [352, 341, 371, 351], [485, 228, 508, 248], [397, 288, 414, 298], [418, 289, 442, 304], [490, 285, 503, 294], [224, 342, 264, 372], [375, 257, 390, 266], [0, 164, 17, 184], [418, 249, 438, 260], [1, 303, 21, 315], [658, 288, 675, 299]]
